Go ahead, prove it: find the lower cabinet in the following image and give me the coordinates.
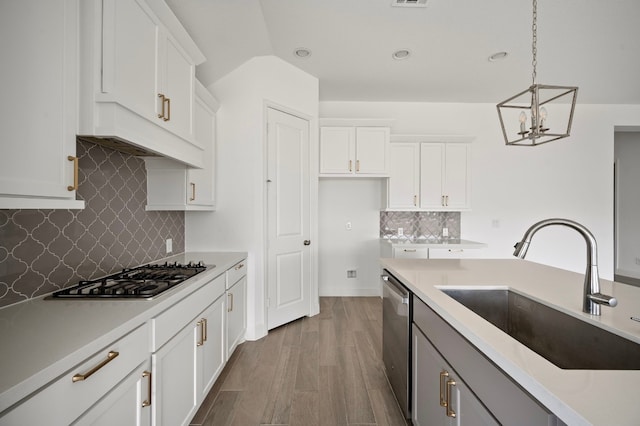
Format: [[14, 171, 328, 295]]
[[413, 326, 498, 425], [151, 275, 227, 426], [226, 263, 247, 358], [412, 295, 561, 426], [0, 325, 150, 425]]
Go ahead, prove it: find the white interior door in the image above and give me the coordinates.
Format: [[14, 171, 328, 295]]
[[267, 108, 311, 330]]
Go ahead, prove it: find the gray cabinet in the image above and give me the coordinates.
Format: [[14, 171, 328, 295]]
[[412, 295, 561, 426]]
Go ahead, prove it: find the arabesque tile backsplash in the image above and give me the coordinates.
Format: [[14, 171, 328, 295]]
[[0, 140, 185, 308], [380, 211, 461, 241]]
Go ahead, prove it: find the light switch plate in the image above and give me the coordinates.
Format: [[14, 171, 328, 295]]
[[166, 238, 173, 253]]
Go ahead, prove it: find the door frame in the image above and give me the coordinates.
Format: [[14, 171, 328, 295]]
[[262, 101, 319, 331]]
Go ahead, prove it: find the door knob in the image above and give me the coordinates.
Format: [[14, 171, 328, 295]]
[[304, 240, 311, 246]]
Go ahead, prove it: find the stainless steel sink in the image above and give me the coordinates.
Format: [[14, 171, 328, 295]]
[[440, 288, 640, 370]]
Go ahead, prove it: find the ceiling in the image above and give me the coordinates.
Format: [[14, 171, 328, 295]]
[[166, 0, 640, 104]]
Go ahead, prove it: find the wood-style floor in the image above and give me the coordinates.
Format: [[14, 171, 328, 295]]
[[190, 297, 408, 426]]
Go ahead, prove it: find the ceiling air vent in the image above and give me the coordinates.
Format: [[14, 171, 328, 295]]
[[392, 0, 428, 7]]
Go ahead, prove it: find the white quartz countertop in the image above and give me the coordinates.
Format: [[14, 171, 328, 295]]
[[380, 258, 640, 426], [0, 251, 247, 413], [381, 238, 487, 248]]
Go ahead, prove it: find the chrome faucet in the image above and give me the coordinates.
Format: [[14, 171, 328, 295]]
[[513, 218, 617, 315]]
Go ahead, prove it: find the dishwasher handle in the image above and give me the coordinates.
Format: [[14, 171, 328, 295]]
[[382, 274, 410, 304]]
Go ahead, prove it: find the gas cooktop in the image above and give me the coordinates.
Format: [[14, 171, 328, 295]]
[[51, 261, 210, 300]]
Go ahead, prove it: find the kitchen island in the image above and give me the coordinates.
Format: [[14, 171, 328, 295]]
[[0, 251, 246, 423], [381, 257, 640, 425]]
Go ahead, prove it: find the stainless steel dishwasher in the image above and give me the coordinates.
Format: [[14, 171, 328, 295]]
[[382, 270, 412, 419]]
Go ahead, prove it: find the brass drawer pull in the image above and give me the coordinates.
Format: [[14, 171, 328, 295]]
[[67, 156, 79, 191], [413, 195, 417, 206], [439, 370, 449, 407], [158, 93, 166, 119], [189, 182, 196, 201], [446, 379, 457, 418], [72, 351, 119, 383], [349, 160, 353, 172], [165, 97, 171, 121], [228, 292, 234, 312], [203, 318, 208, 342], [196, 320, 205, 346], [234, 263, 245, 271], [356, 159, 360, 172], [142, 371, 152, 407]]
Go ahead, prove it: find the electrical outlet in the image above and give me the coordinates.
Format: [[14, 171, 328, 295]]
[[166, 238, 173, 253], [397, 227, 404, 236], [347, 270, 357, 278], [442, 227, 449, 237], [346, 221, 352, 230]]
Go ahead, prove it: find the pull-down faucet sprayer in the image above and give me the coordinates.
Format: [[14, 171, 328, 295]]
[[513, 218, 617, 316]]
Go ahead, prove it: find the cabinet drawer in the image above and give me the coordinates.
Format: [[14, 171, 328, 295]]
[[226, 259, 247, 289], [428, 248, 485, 259], [1, 324, 148, 426], [150, 273, 225, 352], [393, 247, 429, 259]]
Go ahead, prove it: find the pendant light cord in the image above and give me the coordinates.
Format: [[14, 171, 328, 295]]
[[532, 0, 537, 85]]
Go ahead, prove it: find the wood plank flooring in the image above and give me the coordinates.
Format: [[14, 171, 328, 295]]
[[190, 297, 408, 426]]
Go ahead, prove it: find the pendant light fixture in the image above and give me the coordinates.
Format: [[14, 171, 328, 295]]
[[497, 0, 578, 146]]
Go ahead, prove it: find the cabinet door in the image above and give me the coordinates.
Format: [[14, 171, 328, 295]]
[[419, 143, 445, 209], [443, 144, 470, 210], [413, 327, 498, 426], [226, 276, 247, 358], [158, 33, 195, 140], [187, 90, 216, 207], [74, 362, 152, 426], [355, 127, 389, 174], [0, 0, 82, 208], [103, 0, 158, 121], [153, 322, 198, 426], [319, 127, 355, 174], [198, 295, 226, 397], [388, 143, 420, 208]]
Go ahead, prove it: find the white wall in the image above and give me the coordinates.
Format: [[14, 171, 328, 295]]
[[186, 56, 319, 340], [318, 178, 383, 296], [614, 131, 640, 279], [320, 101, 640, 281]]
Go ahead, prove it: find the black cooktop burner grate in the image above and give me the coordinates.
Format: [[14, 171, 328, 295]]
[[51, 261, 210, 299]]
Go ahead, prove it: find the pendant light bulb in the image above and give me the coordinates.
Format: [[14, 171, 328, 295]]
[[519, 111, 527, 133]]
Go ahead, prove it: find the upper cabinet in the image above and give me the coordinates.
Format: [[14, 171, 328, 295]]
[[319, 126, 390, 177], [145, 81, 219, 211], [0, 0, 84, 209], [78, 0, 206, 168], [385, 136, 473, 211]]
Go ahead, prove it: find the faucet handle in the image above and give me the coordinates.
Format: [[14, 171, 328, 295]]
[[588, 293, 618, 308]]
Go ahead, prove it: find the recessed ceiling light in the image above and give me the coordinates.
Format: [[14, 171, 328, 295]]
[[392, 49, 411, 60], [293, 48, 312, 58], [488, 51, 509, 62]]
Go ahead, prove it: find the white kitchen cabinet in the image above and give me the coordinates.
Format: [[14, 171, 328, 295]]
[[226, 260, 247, 358], [150, 273, 227, 426], [145, 81, 219, 211], [73, 361, 152, 426], [393, 246, 429, 259], [319, 127, 390, 176], [428, 248, 485, 259], [0, 325, 149, 425], [0, 0, 84, 209], [413, 326, 498, 426], [420, 143, 470, 211], [78, 0, 206, 168], [387, 143, 421, 209]]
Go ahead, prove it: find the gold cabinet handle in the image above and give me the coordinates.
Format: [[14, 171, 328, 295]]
[[356, 159, 360, 172], [441, 195, 445, 206], [158, 93, 166, 119], [72, 351, 119, 382], [203, 318, 208, 343], [403, 249, 416, 253], [196, 320, 205, 346], [165, 97, 171, 121], [142, 371, 152, 407], [67, 156, 79, 191], [189, 182, 196, 201], [446, 379, 457, 418], [413, 195, 417, 206], [445, 195, 449, 206], [439, 370, 449, 407], [349, 160, 353, 172], [235, 263, 245, 271], [228, 292, 234, 312]]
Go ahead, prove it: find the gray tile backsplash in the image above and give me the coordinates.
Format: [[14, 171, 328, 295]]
[[380, 211, 460, 241], [0, 140, 185, 308]]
